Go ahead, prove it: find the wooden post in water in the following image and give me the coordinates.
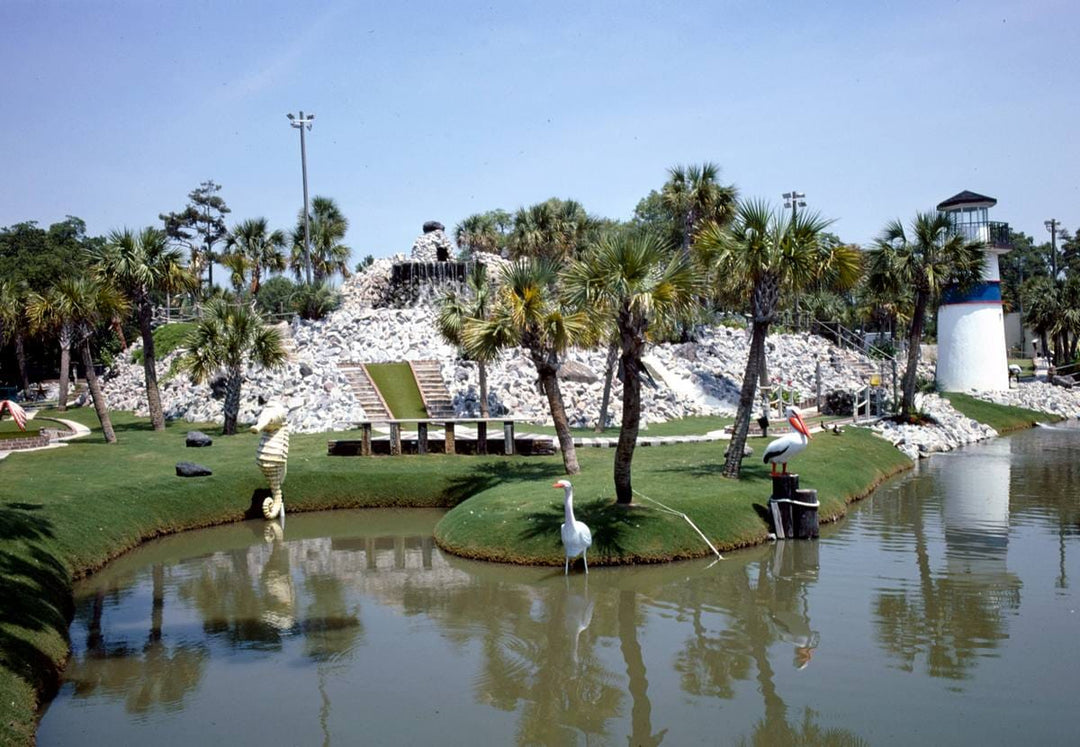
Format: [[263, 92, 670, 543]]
[[769, 474, 819, 539], [390, 422, 402, 456], [417, 422, 429, 454], [444, 422, 455, 455], [477, 421, 488, 455]]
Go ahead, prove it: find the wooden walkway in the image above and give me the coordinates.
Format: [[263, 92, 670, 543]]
[[328, 417, 554, 457]]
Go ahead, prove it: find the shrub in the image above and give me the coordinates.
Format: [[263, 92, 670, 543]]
[[291, 282, 341, 320], [255, 276, 297, 318], [131, 322, 196, 365]]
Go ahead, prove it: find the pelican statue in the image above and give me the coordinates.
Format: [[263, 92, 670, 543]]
[[554, 479, 593, 574], [763, 406, 813, 476], [252, 403, 290, 525]]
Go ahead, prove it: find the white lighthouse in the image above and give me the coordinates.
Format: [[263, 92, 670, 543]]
[[935, 190, 1012, 392]]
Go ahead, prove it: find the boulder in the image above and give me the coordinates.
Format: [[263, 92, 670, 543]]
[[186, 430, 213, 447], [422, 220, 445, 233], [176, 461, 212, 477], [560, 360, 599, 384]]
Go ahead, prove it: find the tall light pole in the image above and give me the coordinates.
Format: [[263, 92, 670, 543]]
[[287, 111, 315, 285], [783, 190, 806, 221], [783, 191, 807, 330], [1044, 218, 1059, 280]]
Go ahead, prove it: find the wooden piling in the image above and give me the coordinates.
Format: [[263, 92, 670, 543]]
[[769, 473, 819, 539], [477, 421, 488, 455], [444, 421, 455, 455]]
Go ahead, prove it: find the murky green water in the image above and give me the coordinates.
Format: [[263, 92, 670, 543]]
[[38, 424, 1080, 745]]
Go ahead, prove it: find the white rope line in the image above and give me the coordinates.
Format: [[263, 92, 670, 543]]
[[770, 497, 820, 508], [632, 489, 724, 561]]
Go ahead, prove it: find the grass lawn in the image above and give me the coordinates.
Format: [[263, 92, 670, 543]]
[[365, 362, 428, 419], [943, 392, 1062, 433], [0, 421, 42, 441]]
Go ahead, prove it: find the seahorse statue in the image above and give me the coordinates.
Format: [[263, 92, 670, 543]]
[[251, 403, 290, 522]]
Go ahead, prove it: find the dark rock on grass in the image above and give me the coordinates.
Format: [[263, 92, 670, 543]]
[[176, 461, 212, 477], [186, 431, 213, 447]]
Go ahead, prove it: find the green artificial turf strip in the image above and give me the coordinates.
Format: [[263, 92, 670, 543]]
[[942, 392, 1062, 433], [129, 322, 196, 366], [0, 422, 42, 440], [365, 362, 428, 419]]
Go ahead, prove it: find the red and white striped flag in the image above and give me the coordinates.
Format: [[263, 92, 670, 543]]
[[0, 400, 27, 430]]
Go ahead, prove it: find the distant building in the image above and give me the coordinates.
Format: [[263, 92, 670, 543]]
[[935, 190, 1012, 392]]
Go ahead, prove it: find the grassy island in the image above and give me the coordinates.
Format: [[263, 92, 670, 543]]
[[1, 400, 1056, 744]]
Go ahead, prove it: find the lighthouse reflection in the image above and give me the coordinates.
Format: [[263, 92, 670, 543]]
[[872, 438, 1021, 679]]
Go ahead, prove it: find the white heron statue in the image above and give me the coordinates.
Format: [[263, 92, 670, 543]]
[[554, 479, 593, 575], [762, 406, 813, 476]]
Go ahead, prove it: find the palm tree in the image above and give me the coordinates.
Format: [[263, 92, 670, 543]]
[[454, 211, 511, 258], [436, 262, 494, 417], [28, 277, 129, 443], [698, 200, 860, 478], [178, 300, 287, 435], [661, 163, 738, 257], [0, 280, 33, 397], [290, 197, 351, 283], [91, 227, 194, 431], [867, 212, 984, 419], [224, 218, 287, 296], [565, 233, 700, 503], [463, 258, 592, 474], [508, 199, 594, 262]]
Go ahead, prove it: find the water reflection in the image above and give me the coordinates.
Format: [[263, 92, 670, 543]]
[[871, 440, 1021, 680], [40, 425, 1080, 745]]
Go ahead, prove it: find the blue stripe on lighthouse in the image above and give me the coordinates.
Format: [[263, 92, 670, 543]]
[[942, 281, 1002, 305]]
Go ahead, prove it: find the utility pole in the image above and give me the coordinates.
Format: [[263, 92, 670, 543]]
[[287, 111, 315, 285], [1044, 218, 1059, 280]]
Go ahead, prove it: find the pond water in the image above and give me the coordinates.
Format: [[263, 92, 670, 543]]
[[38, 424, 1080, 745]]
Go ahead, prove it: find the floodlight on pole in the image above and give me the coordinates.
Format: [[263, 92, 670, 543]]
[[288, 110, 315, 285], [1044, 218, 1059, 280], [782, 190, 806, 221]]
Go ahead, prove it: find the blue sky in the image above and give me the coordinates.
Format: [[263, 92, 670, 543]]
[[3, 0, 1077, 262]]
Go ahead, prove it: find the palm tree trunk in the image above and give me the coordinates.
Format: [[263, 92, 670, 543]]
[[595, 341, 619, 433], [537, 362, 579, 475], [58, 335, 71, 412], [13, 330, 30, 397], [724, 320, 769, 479], [138, 299, 166, 431], [901, 290, 929, 419], [478, 359, 489, 418], [619, 589, 663, 747], [615, 331, 642, 504], [223, 367, 243, 435], [80, 340, 116, 443]]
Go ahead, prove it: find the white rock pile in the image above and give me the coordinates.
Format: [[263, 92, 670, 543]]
[[970, 381, 1080, 420], [101, 258, 981, 443], [869, 392, 998, 461]]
